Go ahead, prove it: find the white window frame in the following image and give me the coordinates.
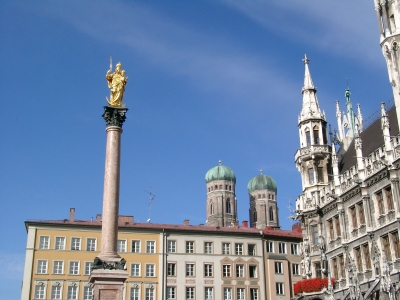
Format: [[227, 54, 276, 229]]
[[235, 243, 243, 255], [132, 240, 141, 253], [224, 287, 232, 300], [249, 265, 257, 278], [69, 261, 80, 275], [186, 287, 195, 299], [71, 237, 81, 250], [86, 238, 96, 251], [275, 262, 283, 274], [146, 241, 156, 253], [130, 286, 139, 300], [117, 239, 127, 253], [53, 260, 64, 274], [131, 263, 141, 277], [291, 243, 299, 255], [67, 285, 78, 300], [204, 263, 213, 277], [37, 260, 48, 274], [223, 264, 231, 277], [292, 263, 300, 275], [186, 263, 195, 277], [167, 287, 176, 299], [278, 242, 286, 254], [146, 264, 155, 277], [222, 243, 231, 255], [237, 288, 245, 300], [167, 240, 176, 253], [205, 287, 213, 300], [83, 286, 93, 300], [39, 236, 50, 249], [167, 262, 176, 276], [55, 236, 66, 250], [250, 288, 258, 300], [145, 288, 154, 300], [51, 285, 62, 299], [276, 283, 284, 295], [236, 264, 244, 277], [248, 244, 256, 256], [35, 284, 46, 299], [186, 241, 194, 253], [204, 242, 213, 254], [84, 261, 93, 276], [266, 241, 274, 253]]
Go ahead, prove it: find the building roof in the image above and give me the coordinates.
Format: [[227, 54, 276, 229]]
[[247, 174, 277, 192], [205, 164, 236, 183], [339, 105, 399, 173], [25, 219, 302, 239]]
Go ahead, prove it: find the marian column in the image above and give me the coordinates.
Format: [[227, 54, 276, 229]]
[[89, 61, 129, 300]]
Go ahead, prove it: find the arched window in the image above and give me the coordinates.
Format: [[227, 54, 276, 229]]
[[226, 200, 231, 214], [268, 194, 271, 199], [272, 194, 274, 200], [258, 194, 261, 199], [313, 126, 319, 145], [269, 207, 274, 221], [215, 185, 218, 190], [254, 211, 257, 222], [305, 128, 311, 146], [219, 185, 222, 190], [208, 187, 210, 192], [210, 203, 214, 215], [262, 194, 265, 198]]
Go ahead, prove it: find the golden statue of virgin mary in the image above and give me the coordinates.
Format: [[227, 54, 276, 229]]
[[106, 61, 128, 107]]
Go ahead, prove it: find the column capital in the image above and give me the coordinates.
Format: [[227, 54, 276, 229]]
[[102, 106, 128, 128]]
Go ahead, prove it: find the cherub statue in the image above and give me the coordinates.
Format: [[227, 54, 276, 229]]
[[106, 61, 128, 107]]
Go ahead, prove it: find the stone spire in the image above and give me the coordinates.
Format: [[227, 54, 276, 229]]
[[381, 102, 393, 162], [299, 54, 325, 123], [357, 103, 363, 132]]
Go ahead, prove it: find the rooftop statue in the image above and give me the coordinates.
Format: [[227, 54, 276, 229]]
[[106, 60, 128, 107]]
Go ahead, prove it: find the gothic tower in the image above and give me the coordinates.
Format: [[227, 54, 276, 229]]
[[376, 0, 400, 129], [247, 171, 278, 229], [205, 161, 237, 227]]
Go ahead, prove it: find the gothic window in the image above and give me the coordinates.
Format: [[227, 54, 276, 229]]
[[229, 185, 232, 191], [385, 186, 394, 211], [305, 130, 311, 146], [312, 225, 319, 245], [382, 235, 392, 261], [313, 127, 319, 144], [219, 185, 222, 190], [391, 231, 400, 259], [269, 207, 274, 221], [315, 262, 322, 278], [376, 191, 385, 215], [258, 194, 261, 199], [308, 168, 315, 184], [362, 243, 372, 269], [262, 194, 265, 198], [332, 258, 338, 279], [335, 216, 341, 236], [272, 194, 274, 200], [226, 200, 231, 214], [350, 206, 357, 228], [210, 203, 214, 215], [254, 211, 257, 222], [215, 185, 218, 190], [317, 167, 323, 183], [354, 247, 363, 272], [208, 187, 210, 192], [358, 202, 365, 225], [268, 194, 271, 199], [338, 255, 345, 278], [328, 219, 334, 240]]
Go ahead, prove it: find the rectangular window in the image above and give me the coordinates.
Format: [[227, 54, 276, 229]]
[[186, 263, 195, 276], [55, 237, 65, 250], [131, 263, 140, 277], [358, 203, 365, 225], [382, 235, 392, 261], [146, 241, 155, 253], [67, 286, 78, 300], [315, 262, 322, 278], [392, 231, 400, 259], [308, 168, 315, 184], [306, 131, 311, 146], [313, 129, 319, 144], [168, 240, 176, 253], [291, 243, 299, 255], [237, 288, 245, 300], [130, 287, 139, 300], [276, 283, 284, 295], [37, 260, 47, 274], [350, 206, 357, 228], [292, 263, 300, 275], [377, 191, 385, 215], [84, 262, 93, 275], [386, 187, 394, 211], [71, 237, 81, 250], [328, 219, 334, 240], [223, 264, 231, 277], [87, 238, 96, 251], [223, 243, 230, 254], [146, 288, 154, 300], [363, 244, 372, 269], [248, 244, 256, 256], [312, 225, 319, 245], [186, 287, 195, 299], [205, 287, 213, 300], [335, 216, 341, 237], [224, 288, 232, 300], [53, 260, 64, 274], [250, 288, 258, 300], [132, 240, 141, 253], [69, 261, 79, 275], [167, 287, 176, 299], [235, 243, 243, 255], [204, 263, 213, 277], [83, 287, 93, 300], [51, 286, 62, 299], [146, 264, 155, 277], [39, 236, 49, 249], [332, 258, 338, 279], [317, 167, 324, 183], [249, 265, 257, 278], [339, 255, 345, 278], [204, 242, 213, 254], [35, 285, 45, 299], [117, 240, 127, 252], [236, 264, 244, 277], [167, 262, 176, 276], [186, 241, 194, 253], [278, 242, 286, 254], [354, 247, 363, 272], [266, 241, 274, 253], [275, 262, 283, 274]]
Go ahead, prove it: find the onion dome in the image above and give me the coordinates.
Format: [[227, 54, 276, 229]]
[[205, 160, 236, 183], [247, 170, 277, 192]]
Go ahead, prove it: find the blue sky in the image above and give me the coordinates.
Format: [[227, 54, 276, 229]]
[[0, 1, 393, 298]]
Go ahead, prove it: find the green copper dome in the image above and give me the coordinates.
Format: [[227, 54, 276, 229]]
[[205, 162, 236, 183], [247, 173, 277, 192]]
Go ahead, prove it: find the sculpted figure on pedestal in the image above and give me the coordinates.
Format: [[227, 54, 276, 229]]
[[106, 61, 128, 107]]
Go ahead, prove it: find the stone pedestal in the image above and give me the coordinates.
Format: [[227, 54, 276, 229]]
[[89, 106, 129, 300], [90, 269, 128, 300]]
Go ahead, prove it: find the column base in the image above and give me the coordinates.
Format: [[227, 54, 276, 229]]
[[89, 269, 128, 300]]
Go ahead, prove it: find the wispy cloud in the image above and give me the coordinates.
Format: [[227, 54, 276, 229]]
[[222, 0, 380, 67]]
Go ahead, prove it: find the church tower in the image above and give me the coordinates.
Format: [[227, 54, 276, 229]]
[[295, 55, 331, 199], [375, 0, 400, 129], [205, 161, 237, 227], [247, 171, 278, 229]]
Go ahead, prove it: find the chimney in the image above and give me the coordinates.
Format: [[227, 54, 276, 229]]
[[70, 208, 75, 222], [118, 215, 134, 224], [184, 219, 190, 226], [232, 221, 238, 227], [242, 220, 248, 228], [96, 214, 101, 222]]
